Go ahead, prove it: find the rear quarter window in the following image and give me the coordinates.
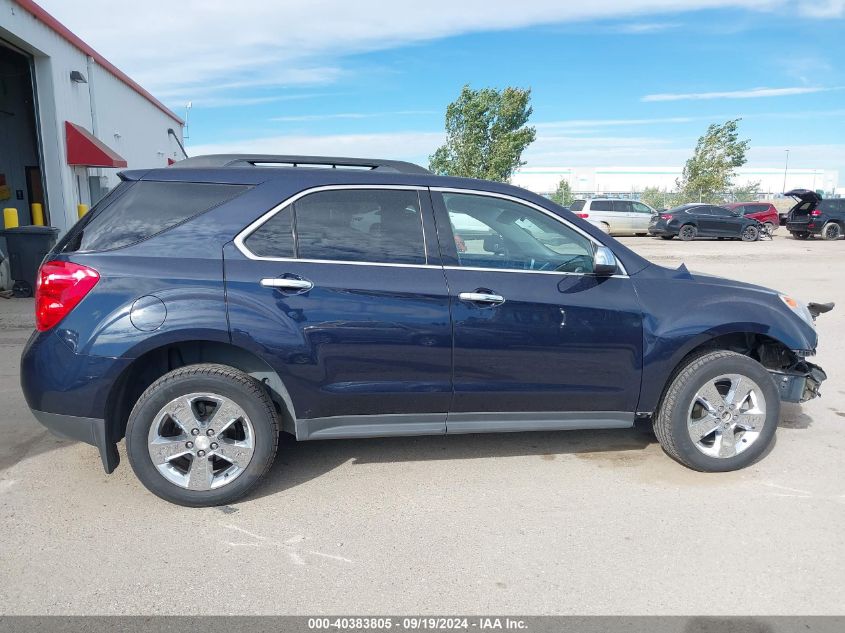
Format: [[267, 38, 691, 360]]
[[569, 200, 585, 212], [62, 181, 251, 252], [818, 200, 845, 213]]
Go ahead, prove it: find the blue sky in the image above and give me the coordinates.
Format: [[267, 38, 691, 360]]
[[43, 1, 845, 183]]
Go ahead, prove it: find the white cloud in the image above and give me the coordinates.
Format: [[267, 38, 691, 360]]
[[536, 116, 698, 129], [796, 0, 845, 17], [186, 131, 445, 160], [612, 21, 681, 32], [37, 0, 827, 103], [642, 86, 837, 101], [272, 111, 436, 122]]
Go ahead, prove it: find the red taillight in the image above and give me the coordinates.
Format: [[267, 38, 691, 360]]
[[660, 214, 673, 220], [811, 210, 822, 216], [35, 261, 100, 331], [577, 212, 589, 218]]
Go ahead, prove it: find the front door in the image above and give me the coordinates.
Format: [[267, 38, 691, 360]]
[[708, 205, 740, 235], [224, 186, 452, 439], [432, 190, 643, 432]]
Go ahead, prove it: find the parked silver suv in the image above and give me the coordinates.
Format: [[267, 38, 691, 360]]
[[570, 198, 655, 236]]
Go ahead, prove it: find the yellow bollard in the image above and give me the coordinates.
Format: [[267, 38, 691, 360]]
[[31, 203, 45, 226], [77, 204, 89, 219], [3, 208, 18, 229]]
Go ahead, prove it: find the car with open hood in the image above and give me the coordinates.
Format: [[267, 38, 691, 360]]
[[785, 189, 845, 241]]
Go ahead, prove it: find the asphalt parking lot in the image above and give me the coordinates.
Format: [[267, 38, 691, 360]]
[[1, 233, 843, 615]]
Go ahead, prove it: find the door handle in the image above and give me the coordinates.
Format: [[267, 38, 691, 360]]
[[458, 291, 505, 305], [260, 277, 314, 291]]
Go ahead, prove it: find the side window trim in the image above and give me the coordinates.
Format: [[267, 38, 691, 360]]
[[429, 187, 628, 277], [234, 184, 438, 268]]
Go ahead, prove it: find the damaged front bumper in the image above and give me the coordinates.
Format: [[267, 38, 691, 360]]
[[769, 361, 827, 403]]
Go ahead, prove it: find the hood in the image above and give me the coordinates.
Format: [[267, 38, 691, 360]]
[[785, 188, 821, 203], [688, 269, 775, 295]]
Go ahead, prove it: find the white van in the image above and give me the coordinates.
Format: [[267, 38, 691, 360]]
[[569, 198, 655, 236]]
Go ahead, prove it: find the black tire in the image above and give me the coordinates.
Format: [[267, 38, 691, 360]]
[[660, 235, 674, 240], [679, 224, 697, 241], [822, 222, 841, 241], [126, 363, 279, 507], [653, 350, 780, 472], [792, 231, 811, 240], [741, 225, 759, 242]]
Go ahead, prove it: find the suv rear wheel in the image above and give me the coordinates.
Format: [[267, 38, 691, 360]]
[[822, 222, 841, 241], [126, 363, 279, 507], [653, 351, 779, 472]]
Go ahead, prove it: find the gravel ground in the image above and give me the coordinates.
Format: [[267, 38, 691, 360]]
[[0, 233, 843, 615]]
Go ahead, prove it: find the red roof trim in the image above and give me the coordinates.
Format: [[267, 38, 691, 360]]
[[15, 0, 184, 125], [65, 121, 128, 168]]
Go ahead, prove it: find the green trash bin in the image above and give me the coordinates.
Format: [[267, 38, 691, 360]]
[[0, 226, 60, 297]]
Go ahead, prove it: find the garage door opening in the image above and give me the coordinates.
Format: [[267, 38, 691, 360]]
[[0, 40, 46, 227]]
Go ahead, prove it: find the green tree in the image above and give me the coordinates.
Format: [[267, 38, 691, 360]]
[[549, 178, 574, 206], [429, 85, 536, 182], [676, 119, 751, 204], [640, 186, 674, 211], [727, 181, 761, 203]]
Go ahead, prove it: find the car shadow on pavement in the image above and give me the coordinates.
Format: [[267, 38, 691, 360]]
[[250, 427, 659, 500]]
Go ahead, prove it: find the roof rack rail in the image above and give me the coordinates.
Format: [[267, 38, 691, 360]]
[[171, 154, 432, 175]]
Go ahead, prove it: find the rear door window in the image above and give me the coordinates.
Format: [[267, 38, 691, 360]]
[[244, 188, 426, 265], [63, 181, 250, 252], [612, 201, 633, 213]]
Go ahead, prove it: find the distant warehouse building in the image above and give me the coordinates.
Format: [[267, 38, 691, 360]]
[[512, 166, 840, 198], [0, 0, 185, 235]]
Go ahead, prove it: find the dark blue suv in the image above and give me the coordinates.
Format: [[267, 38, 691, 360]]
[[21, 155, 830, 506]]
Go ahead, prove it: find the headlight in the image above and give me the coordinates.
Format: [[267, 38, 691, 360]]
[[779, 294, 815, 328]]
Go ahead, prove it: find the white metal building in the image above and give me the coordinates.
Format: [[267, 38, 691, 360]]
[[0, 0, 185, 235], [512, 166, 840, 198]]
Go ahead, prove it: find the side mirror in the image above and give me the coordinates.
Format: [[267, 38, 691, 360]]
[[593, 245, 618, 276]]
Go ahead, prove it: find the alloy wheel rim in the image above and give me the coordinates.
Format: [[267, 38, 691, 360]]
[[147, 392, 255, 490], [686, 374, 767, 458], [681, 226, 694, 239], [826, 225, 839, 239], [743, 226, 757, 240]]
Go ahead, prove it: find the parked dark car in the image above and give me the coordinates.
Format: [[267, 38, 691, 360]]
[[21, 155, 829, 506], [723, 202, 779, 231], [649, 203, 763, 241], [785, 189, 845, 241]]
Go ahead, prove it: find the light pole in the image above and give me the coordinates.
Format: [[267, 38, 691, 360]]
[[782, 149, 790, 193]]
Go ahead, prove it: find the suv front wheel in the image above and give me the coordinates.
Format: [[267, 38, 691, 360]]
[[126, 363, 279, 506], [653, 351, 779, 472]]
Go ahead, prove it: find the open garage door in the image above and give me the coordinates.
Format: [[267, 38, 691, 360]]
[[0, 40, 46, 227]]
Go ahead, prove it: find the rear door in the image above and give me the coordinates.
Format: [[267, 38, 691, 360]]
[[432, 189, 643, 431], [223, 186, 452, 439], [691, 206, 716, 234], [590, 199, 619, 232], [612, 201, 636, 234]]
